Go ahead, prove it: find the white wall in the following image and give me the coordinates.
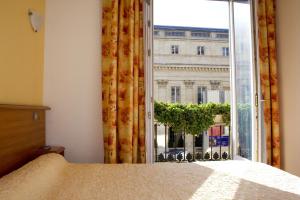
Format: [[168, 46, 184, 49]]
[[277, 0, 300, 176], [44, 0, 103, 162]]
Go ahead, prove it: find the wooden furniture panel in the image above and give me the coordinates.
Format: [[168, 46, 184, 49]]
[[35, 146, 65, 157], [0, 104, 50, 177]]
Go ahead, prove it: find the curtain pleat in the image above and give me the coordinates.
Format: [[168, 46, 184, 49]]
[[257, 0, 280, 168], [102, 0, 145, 163]]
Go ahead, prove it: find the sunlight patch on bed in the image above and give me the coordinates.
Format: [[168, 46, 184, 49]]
[[189, 171, 241, 200]]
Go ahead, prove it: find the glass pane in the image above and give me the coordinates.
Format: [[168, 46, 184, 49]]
[[219, 90, 225, 103], [176, 87, 181, 103], [171, 87, 175, 103], [233, 0, 254, 160]]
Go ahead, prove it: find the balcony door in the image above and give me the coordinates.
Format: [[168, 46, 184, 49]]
[[230, 0, 258, 161], [144, 0, 260, 163]]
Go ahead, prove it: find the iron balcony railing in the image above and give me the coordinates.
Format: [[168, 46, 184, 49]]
[[154, 123, 231, 162]]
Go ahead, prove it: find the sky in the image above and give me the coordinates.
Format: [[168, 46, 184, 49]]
[[154, 0, 230, 29]]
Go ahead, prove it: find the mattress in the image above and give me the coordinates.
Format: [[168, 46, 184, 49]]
[[0, 153, 300, 200]]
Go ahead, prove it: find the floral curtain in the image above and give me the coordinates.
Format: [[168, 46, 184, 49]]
[[102, 0, 145, 163], [257, 0, 280, 168]]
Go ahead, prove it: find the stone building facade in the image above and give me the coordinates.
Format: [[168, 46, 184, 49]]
[[153, 26, 231, 158], [154, 25, 230, 104]]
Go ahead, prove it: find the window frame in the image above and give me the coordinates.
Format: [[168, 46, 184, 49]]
[[219, 90, 225, 103], [229, 0, 259, 162], [144, 0, 154, 163], [197, 46, 205, 56], [222, 47, 230, 56], [197, 86, 207, 104], [171, 45, 179, 54], [171, 86, 181, 103], [165, 31, 185, 37], [191, 32, 210, 38], [144, 0, 260, 163], [216, 33, 229, 39]]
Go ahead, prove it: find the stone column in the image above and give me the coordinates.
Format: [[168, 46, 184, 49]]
[[208, 80, 221, 103], [156, 80, 168, 102], [156, 80, 168, 156], [203, 131, 210, 153], [183, 80, 194, 154], [184, 80, 195, 104]]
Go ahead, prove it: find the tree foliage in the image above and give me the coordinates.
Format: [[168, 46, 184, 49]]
[[154, 101, 231, 136]]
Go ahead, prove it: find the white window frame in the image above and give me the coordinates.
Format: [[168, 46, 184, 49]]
[[229, 0, 259, 162], [222, 47, 229, 56], [144, 0, 153, 163], [197, 86, 207, 104], [144, 0, 260, 163], [171, 86, 181, 103]]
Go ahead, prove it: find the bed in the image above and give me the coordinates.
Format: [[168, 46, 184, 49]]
[[0, 105, 300, 200], [0, 153, 300, 200]]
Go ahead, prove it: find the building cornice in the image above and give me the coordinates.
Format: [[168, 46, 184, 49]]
[[154, 25, 229, 33], [154, 65, 229, 72]]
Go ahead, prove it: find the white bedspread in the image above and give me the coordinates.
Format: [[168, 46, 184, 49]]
[[0, 154, 300, 200]]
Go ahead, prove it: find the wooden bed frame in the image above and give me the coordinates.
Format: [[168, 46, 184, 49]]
[[0, 104, 50, 177]]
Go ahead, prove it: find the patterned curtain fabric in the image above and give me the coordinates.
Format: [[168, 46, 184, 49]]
[[257, 0, 280, 168], [102, 0, 145, 163]]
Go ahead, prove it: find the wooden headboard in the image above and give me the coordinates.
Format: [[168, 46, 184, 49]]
[[0, 104, 50, 177]]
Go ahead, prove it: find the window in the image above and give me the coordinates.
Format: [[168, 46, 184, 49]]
[[197, 87, 207, 104], [195, 135, 203, 147], [191, 32, 210, 38], [168, 127, 175, 148], [222, 47, 229, 56], [154, 31, 159, 36], [171, 45, 179, 54], [171, 86, 181, 103], [216, 33, 228, 39], [165, 31, 185, 37], [197, 46, 205, 55], [150, 0, 257, 163], [219, 90, 225, 103], [168, 128, 184, 148]]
